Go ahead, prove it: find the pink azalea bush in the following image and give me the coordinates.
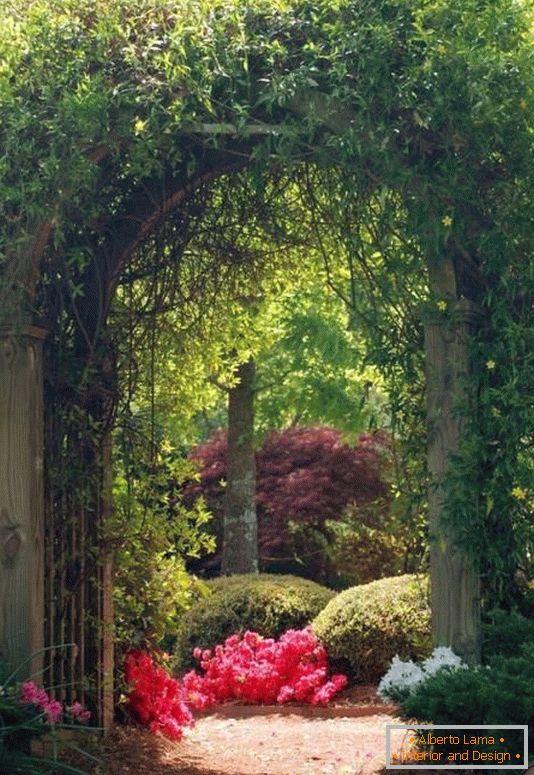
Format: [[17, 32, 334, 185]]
[[124, 651, 195, 741], [125, 627, 348, 741], [184, 627, 348, 707], [19, 681, 91, 724]]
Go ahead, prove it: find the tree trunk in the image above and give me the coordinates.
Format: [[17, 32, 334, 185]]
[[222, 358, 258, 575], [424, 293, 481, 663], [0, 326, 46, 677]]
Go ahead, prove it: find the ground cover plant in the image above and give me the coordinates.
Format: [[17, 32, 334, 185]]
[[378, 610, 534, 764]]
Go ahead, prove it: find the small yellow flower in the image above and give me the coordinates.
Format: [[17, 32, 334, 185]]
[[436, 43, 447, 56], [485, 360, 496, 370], [519, 98, 527, 111], [511, 486, 527, 501], [437, 300, 448, 311], [442, 215, 453, 227], [491, 406, 501, 417], [161, 439, 173, 453], [134, 118, 147, 133]]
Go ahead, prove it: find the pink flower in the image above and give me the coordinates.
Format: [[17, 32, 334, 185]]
[[43, 699, 63, 724], [276, 686, 294, 703], [124, 629, 348, 742], [332, 674, 348, 690], [20, 681, 49, 708], [67, 701, 92, 723]]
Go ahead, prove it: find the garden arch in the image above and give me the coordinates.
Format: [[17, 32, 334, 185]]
[[0, 0, 531, 725]]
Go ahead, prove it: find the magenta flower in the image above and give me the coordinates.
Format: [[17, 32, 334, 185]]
[[125, 628, 348, 742], [20, 681, 49, 708], [43, 699, 63, 724], [67, 701, 92, 723]]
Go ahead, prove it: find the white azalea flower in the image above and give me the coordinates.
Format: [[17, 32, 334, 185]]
[[378, 647, 466, 702]]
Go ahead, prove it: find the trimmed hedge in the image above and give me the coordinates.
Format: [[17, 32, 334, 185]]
[[312, 574, 431, 682], [174, 573, 335, 670]]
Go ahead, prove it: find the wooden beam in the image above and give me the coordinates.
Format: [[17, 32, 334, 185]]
[[180, 91, 358, 137], [424, 293, 482, 662], [0, 326, 46, 678], [181, 122, 283, 136]]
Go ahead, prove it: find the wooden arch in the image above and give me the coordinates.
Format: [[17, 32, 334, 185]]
[[0, 138, 251, 721], [0, 100, 484, 724]]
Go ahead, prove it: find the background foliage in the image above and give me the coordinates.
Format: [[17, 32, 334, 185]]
[[185, 426, 401, 583]]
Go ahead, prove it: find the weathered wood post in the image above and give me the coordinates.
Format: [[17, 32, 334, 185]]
[[100, 430, 115, 729], [424, 295, 482, 663], [0, 325, 46, 677]]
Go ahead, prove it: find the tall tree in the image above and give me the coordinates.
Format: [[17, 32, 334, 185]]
[[222, 358, 258, 574]]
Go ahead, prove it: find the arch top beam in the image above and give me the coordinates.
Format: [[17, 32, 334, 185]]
[[10, 85, 357, 320]]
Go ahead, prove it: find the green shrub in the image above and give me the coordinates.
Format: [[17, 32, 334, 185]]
[[482, 607, 534, 659], [325, 513, 407, 589], [312, 574, 431, 682], [174, 573, 335, 669], [112, 439, 214, 649], [400, 644, 534, 757]]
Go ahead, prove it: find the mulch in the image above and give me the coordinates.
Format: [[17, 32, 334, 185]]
[[73, 687, 443, 775]]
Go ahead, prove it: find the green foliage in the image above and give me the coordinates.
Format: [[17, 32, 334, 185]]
[[251, 276, 389, 435], [174, 573, 334, 669], [482, 607, 534, 660], [111, 430, 215, 649], [325, 509, 409, 588], [312, 574, 431, 682], [402, 666, 489, 726], [519, 580, 534, 618], [400, 644, 534, 756]]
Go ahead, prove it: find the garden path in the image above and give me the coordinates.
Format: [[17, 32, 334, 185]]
[[96, 688, 440, 775]]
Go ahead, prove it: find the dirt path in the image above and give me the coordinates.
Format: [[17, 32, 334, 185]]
[[96, 690, 429, 775]]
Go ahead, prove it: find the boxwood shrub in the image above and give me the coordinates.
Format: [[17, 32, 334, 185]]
[[312, 574, 431, 682], [174, 573, 334, 670]]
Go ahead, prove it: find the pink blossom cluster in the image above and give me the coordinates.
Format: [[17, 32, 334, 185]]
[[124, 628, 347, 742], [19, 681, 91, 725], [183, 627, 348, 708], [124, 651, 195, 741]]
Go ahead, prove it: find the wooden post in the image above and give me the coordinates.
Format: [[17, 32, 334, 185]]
[[100, 431, 114, 730], [0, 326, 46, 677], [424, 299, 481, 662]]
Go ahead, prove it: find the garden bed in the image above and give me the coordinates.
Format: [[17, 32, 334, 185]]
[[195, 685, 398, 719]]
